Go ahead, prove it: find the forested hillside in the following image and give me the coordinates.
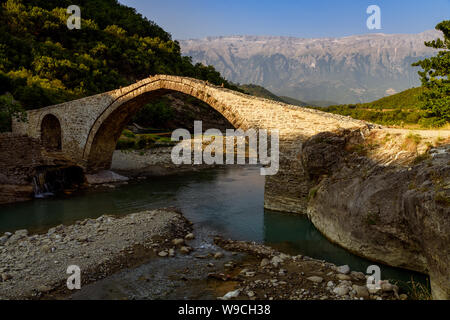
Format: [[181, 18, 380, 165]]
[[0, 0, 239, 131]]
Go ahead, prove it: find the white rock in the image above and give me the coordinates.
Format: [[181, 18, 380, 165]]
[[271, 256, 283, 267], [337, 265, 350, 274], [158, 251, 168, 257], [219, 289, 240, 300], [171, 238, 184, 246], [260, 258, 270, 267], [307, 276, 323, 283], [185, 233, 195, 240], [333, 286, 350, 296]]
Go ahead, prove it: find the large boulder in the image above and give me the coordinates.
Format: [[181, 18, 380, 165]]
[[303, 130, 450, 299]]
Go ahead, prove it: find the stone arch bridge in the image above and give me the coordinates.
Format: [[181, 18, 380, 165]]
[[13, 75, 367, 213]]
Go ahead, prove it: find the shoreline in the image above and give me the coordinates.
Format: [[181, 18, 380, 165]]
[[0, 209, 406, 300], [0, 208, 192, 300]]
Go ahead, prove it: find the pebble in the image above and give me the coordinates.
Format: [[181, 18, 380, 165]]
[[271, 256, 283, 267], [333, 286, 349, 296], [337, 265, 350, 275], [171, 238, 184, 246], [213, 252, 223, 259], [158, 251, 168, 257], [185, 233, 195, 240], [260, 258, 270, 267], [336, 274, 352, 281], [352, 285, 370, 299], [219, 289, 240, 300], [179, 246, 191, 254], [307, 276, 323, 283]]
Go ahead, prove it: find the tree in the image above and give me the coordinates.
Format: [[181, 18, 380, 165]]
[[0, 93, 26, 132], [412, 20, 450, 127]]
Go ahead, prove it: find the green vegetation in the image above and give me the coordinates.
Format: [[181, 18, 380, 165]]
[[307, 187, 319, 200], [392, 278, 433, 300], [132, 97, 174, 128], [116, 131, 175, 150], [318, 20, 450, 128], [317, 87, 428, 127], [412, 20, 450, 127], [412, 153, 431, 165], [0, 0, 239, 132]]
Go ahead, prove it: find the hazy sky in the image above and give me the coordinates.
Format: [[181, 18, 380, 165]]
[[118, 0, 449, 40]]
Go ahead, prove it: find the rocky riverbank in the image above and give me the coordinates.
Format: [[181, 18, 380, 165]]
[[212, 238, 405, 300], [0, 209, 192, 299], [302, 128, 450, 299], [0, 208, 405, 300]]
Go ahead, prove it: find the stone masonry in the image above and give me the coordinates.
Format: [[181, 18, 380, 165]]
[[12, 75, 368, 213]]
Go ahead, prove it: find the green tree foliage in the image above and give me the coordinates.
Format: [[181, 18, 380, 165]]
[[132, 98, 174, 128], [412, 20, 450, 127], [0, 0, 240, 132], [0, 93, 26, 132]]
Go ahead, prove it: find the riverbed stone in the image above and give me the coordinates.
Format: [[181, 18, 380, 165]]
[[307, 276, 323, 283], [185, 233, 195, 240], [352, 285, 370, 299], [381, 282, 394, 292], [171, 238, 184, 246], [214, 252, 224, 259], [158, 251, 168, 257], [260, 258, 270, 267], [271, 256, 283, 267], [179, 246, 191, 254], [333, 285, 349, 296], [337, 265, 350, 275], [336, 274, 352, 281]]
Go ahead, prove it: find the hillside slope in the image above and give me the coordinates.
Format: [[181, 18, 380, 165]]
[[0, 0, 239, 131], [239, 84, 310, 106], [319, 87, 428, 126]]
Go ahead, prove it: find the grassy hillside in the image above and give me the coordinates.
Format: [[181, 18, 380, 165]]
[[359, 87, 425, 110], [279, 96, 311, 107], [239, 84, 310, 106], [318, 87, 434, 127]]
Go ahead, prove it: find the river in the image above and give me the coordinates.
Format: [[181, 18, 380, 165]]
[[0, 165, 426, 297]]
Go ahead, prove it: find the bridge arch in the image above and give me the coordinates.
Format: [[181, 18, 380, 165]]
[[40, 113, 62, 151], [83, 77, 247, 171]]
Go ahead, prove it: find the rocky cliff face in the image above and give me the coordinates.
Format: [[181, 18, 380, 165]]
[[180, 31, 440, 105], [302, 129, 450, 299]]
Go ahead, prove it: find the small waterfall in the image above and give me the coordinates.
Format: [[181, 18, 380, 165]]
[[32, 172, 54, 198], [32, 166, 84, 198]]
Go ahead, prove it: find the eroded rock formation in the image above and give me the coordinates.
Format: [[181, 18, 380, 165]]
[[302, 129, 450, 299]]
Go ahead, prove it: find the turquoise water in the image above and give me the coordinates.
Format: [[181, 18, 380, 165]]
[[0, 166, 426, 284]]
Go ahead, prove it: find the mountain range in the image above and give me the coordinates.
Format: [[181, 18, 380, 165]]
[[180, 31, 441, 106]]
